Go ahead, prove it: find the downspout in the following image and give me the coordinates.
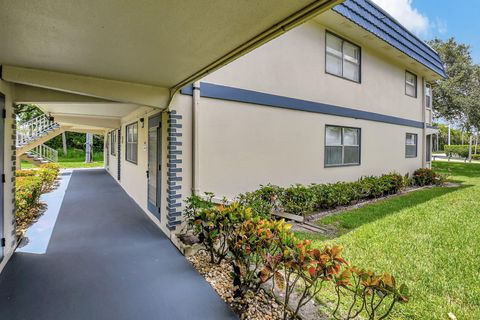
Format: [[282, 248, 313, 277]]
[[192, 81, 200, 195]]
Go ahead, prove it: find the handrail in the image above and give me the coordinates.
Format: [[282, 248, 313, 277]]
[[16, 114, 59, 147], [29, 144, 58, 163]]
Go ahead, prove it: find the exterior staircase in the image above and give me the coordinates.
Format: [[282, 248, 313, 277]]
[[16, 114, 66, 167], [20, 144, 59, 166]]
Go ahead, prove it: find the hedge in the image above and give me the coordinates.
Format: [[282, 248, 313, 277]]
[[16, 175, 44, 217], [444, 145, 480, 158], [238, 169, 444, 217], [15, 163, 60, 234]]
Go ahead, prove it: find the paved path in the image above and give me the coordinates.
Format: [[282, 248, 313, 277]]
[[0, 169, 236, 320]]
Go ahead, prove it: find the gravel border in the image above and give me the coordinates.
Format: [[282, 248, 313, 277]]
[[187, 251, 331, 320], [187, 251, 286, 320]]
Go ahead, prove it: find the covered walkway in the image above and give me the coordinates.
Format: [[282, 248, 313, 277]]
[[0, 169, 236, 320]]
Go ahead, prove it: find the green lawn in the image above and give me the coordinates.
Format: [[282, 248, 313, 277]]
[[301, 162, 480, 319], [21, 148, 104, 169]]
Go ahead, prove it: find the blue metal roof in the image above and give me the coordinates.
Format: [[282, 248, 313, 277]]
[[332, 0, 447, 78]]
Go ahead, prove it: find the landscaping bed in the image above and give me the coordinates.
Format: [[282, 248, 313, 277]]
[[188, 251, 288, 320], [179, 172, 440, 319], [15, 163, 60, 238], [237, 168, 446, 223], [295, 162, 480, 319], [291, 181, 460, 237], [178, 167, 453, 319]]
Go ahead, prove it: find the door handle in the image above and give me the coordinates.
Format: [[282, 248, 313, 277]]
[[146, 170, 149, 178]]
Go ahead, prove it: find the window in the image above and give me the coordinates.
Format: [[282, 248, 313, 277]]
[[126, 122, 138, 164], [110, 130, 116, 156], [325, 125, 361, 166], [405, 71, 417, 97], [425, 83, 432, 108], [405, 133, 418, 158], [325, 32, 361, 82]]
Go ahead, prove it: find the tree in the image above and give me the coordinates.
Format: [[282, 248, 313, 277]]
[[14, 104, 43, 123], [429, 38, 480, 160]]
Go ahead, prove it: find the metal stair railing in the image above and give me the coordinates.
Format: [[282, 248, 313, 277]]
[[28, 144, 58, 163], [16, 114, 59, 147]]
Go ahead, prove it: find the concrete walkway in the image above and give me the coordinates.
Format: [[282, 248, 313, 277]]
[[0, 169, 236, 320]]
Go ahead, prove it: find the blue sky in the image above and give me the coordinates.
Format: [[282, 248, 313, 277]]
[[372, 0, 480, 63]]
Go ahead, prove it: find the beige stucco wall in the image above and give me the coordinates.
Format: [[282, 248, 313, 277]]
[[193, 15, 431, 199], [104, 94, 193, 235], [203, 19, 426, 123], [0, 80, 16, 273], [196, 97, 423, 200], [104, 107, 167, 233]]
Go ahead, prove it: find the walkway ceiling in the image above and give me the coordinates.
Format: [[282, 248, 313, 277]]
[[0, 0, 343, 128]]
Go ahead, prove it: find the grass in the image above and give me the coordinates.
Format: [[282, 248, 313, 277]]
[[21, 148, 104, 169], [298, 162, 480, 319]]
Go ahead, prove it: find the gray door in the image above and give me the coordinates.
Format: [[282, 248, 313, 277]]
[[0, 94, 5, 262], [147, 114, 161, 219]]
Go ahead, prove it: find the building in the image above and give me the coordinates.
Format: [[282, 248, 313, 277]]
[[106, 0, 445, 234], [0, 0, 445, 273]]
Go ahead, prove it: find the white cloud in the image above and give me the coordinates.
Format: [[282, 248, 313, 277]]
[[434, 17, 448, 35], [371, 0, 430, 36]]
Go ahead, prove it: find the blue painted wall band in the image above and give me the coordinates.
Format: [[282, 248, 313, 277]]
[[181, 82, 425, 129]]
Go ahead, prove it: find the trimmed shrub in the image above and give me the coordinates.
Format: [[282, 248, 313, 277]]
[[15, 164, 60, 234], [311, 182, 357, 210], [228, 217, 290, 296], [444, 145, 470, 158], [279, 184, 316, 216], [412, 168, 446, 186], [237, 184, 282, 218], [382, 172, 405, 194], [16, 169, 37, 177], [16, 175, 43, 219], [40, 162, 60, 174], [186, 194, 256, 264], [37, 168, 58, 191]]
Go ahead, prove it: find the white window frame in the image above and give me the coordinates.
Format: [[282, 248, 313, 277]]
[[125, 122, 138, 164], [325, 32, 361, 83], [325, 125, 361, 167], [405, 133, 418, 158], [425, 83, 432, 109], [110, 130, 116, 156], [405, 71, 417, 98]]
